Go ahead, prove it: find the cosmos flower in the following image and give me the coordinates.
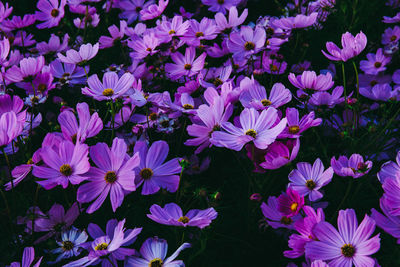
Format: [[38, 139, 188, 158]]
[[227, 25, 266, 60], [36, 33, 69, 55], [377, 150, 400, 183], [58, 102, 103, 144], [49, 59, 87, 85], [279, 108, 322, 139], [77, 138, 139, 213], [214, 6, 248, 32], [5, 56, 45, 83], [127, 237, 190, 267], [99, 20, 127, 49], [360, 48, 391, 75], [381, 26, 400, 45], [82, 71, 134, 101], [360, 83, 398, 101], [128, 32, 161, 59], [1, 14, 36, 31], [202, 0, 241, 14], [330, 154, 372, 178], [182, 17, 218, 46], [35, 0, 67, 29], [118, 0, 154, 23], [133, 140, 182, 195], [0, 111, 24, 148], [308, 86, 344, 107], [277, 187, 305, 217], [305, 209, 381, 266], [147, 202, 218, 229], [383, 12, 400, 23], [321, 31, 367, 62], [288, 158, 333, 201], [271, 12, 318, 30], [288, 71, 334, 93], [258, 139, 300, 170], [57, 43, 99, 65], [371, 197, 400, 244], [0, 2, 13, 24], [165, 47, 206, 80], [32, 140, 90, 189], [155, 15, 189, 43], [260, 196, 301, 229], [140, 0, 169, 20], [8, 247, 42, 267], [51, 227, 88, 263], [382, 176, 400, 216], [0, 37, 10, 65], [211, 107, 287, 151]]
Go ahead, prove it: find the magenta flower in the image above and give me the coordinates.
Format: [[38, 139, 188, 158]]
[[227, 25, 266, 60], [128, 32, 161, 60], [360, 48, 391, 75], [0, 111, 24, 148], [308, 86, 344, 107], [259, 139, 300, 170], [165, 47, 206, 80], [182, 18, 218, 46], [0, 94, 26, 125], [1, 14, 36, 31], [35, 0, 66, 29], [140, 0, 168, 20], [5, 56, 45, 83], [82, 71, 134, 101], [49, 59, 87, 85], [262, 54, 288, 74], [77, 138, 139, 213], [32, 141, 90, 189], [99, 20, 127, 49], [156, 15, 189, 43], [9, 247, 42, 267], [305, 209, 381, 266], [331, 154, 372, 178], [0, 37, 10, 65], [66, 219, 142, 267], [272, 12, 318, 30], [57, 43, 99, 65], [127, 237, 190, 267], [322, 31, 367, 62], [147, 202, 218, 229], [202, 0, 240, 14], [382, 176, 400, 216], [288, 158, 333, 201], [239, 78, 292, 110], [214, 6, 248, 32], [277, 187, 305, 217], [185, 97, 233, 154], [381, 26, 400, 45], [371, 197, 400, 243], [58, 102, 103, 144], [211, 107, 287, 151], [360, 83, 397, 101], [288, 71, 334, 93], [377, 150, 400, 183], [279, 108, 322, 138], [118, 0, 154, 23], [36, 33, 69, 55], [0, 2, 12, 23], [134, 140, 182, 195], [260, 196, 301, 229]]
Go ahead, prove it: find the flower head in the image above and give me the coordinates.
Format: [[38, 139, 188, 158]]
[[277, 187, 305, 217], [57, 43, 99, 65], [331, 154, 372, 178], [35, 0, 66, 29], [322, 31, 367, 62]]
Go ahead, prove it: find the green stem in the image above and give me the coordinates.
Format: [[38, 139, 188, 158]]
[[352, 61, 359, 99], [110, 100, 115, 143], [341, 62, 347, 101]]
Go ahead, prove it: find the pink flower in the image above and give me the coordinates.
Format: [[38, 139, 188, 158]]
[[330, 154, 373, 178], [322, 31, 367, 62], [57, 43, 99, 65], [35, 0, 66, 29], [140, 0, 169, 20], [165, 47, 206, 80]]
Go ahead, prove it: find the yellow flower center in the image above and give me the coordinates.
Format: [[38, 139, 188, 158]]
[[306, 180, 316, 190], [244, 41, 255, 51], [290, 202, 298, 212], [288, 125, 300, 134], [95, 242, 109, 251], [178, 216, 190, 223], [59, 164, 72, 176], [104, 171, 117, 183], [195, 32, 204, 37], [149, 258, 163, 267], [140, 168, 153, 180], [168, 30, 176, 35], [102, 88, 114, 97], [341, 243, 356, 257], [183, 104, 194, 110], [245, 129, 257, 138], [261, 99, 271, 106]]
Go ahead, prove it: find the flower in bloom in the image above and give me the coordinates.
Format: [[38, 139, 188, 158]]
[[371, 197, 400, 243], [271, 12, 318, 30], [82, 71, 134, 101], [284, 206, 325, 258], [360, 48, 391, 75], [202, 0, 240, 14], [185, 97, 233, 154], [99, 20, 127, 49], [51, 227, 88, 263], [258, 139, 300, 170], [35, 0, 66, 29], [214, 6, 248, 32], [32, 140, 90, 189], [227, 25, 266, 60], [156, 15, 189, 43], [36, 33, 69, 55], [260, 196, 301, 229], [383, 12, 400, 24], [49, 59, 87, 85], [360, 83, 398, 101], [330, 154, 372, 178], [126, 237, 190, 266], [9, 247, 42, 267], [57, 43, 99, 65], [1, 14, 36, 31], [165, 47, 206, 80], [133, 141, 182, 195], [288, 71, 334, 93], [182, 17, 218, 46], [277, 188, 305, 217], [382, 176, 400, 216], [305, 209, 381, 266], [279, 108, 322, 139], [322, 31, 367, 62], [239, 78, 292, 110], [0, 2, 12, 24], [77, 138, 139, 213], [128, 32, 161, 60], [377, 150, 400, 183], [381, 26, 400, 45], [147, 202, 218, 229], [65, 219, 142, 267], [211, 107, 287, 151], [118, 0, 154, 23], [34, 202, 79, 243], [308, 86, 344, 107], [0, 37, 10, 65], [5, 56, 45, 83], [58, 102, 103, 144], [288, 158, 333, 201], [140, 0, 168, 20]]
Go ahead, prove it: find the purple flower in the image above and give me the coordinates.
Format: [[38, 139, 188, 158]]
[[211, 107, 287, 151], [259, 139, 300, 170], [140, 0, 168, 20], [155, 15, 189, 43], [0, 111, 24, 147], [58, 102, 103, 144], [284, 206, 325, 258], [227, 25, 266, 60], [377, 150, 400, 183], [51, 227, 88, 263], [360, 83, 398, 101], [305, 209, 381, 266], [118, 0, 154, 23], [279, 108, 321, 138], [360, 48, 391, 75], [383, 12, 400, 23], [57, 43, 99, 65], [49, 59, 87, 85], [36, 33, 69, 55], [322, 31, 367, 62], [331, 154, 372, 178], [185, 97, 233, 154], [65, 219, 142, 266], [288, 71, 334, 92], [9, 247, 42, 267], [35, 0, 66, 29], [382, 176, 400, 216], [5, 56, 45, 83], [147, 202, 218, 229], [73, 13, 100, 29], [262, 53, 288, 74], [127, 237, 190, 267], [271, 12, 318, 30], [182, 18, 218, 46], [99, 20, 127, 49], [0, 2, 12, 23], [288, 158, 333, 201], [260, 196, 301, 229], [215, 6, 248, 32], [165, 47, 206, 80], [1, 14, 36, 31], [33, 140, 90, 189], [128, 32, 161, 60], [239, 78, 292, 110], [371, 197, 400, 244], [0, 37, 10, 65], [308, 86, 344, 107], [202, 0, 240, 14], [381, 26, 400, 45], [77, 138, 139, 213], [34, 202, 79, 243], [277, 188, 305, 217], [82, 71, 134, 101], [134, 140, 182, 195]]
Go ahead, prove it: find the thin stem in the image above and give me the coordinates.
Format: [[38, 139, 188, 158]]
[[331, 178, 353, 221], [341, 62, 347, 101], [83, 66, 89, 80], [110, 100, 115, 143], [106, 256, 116, 267], [2, 148, 13, 190], [352, 61, 359, 99]]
